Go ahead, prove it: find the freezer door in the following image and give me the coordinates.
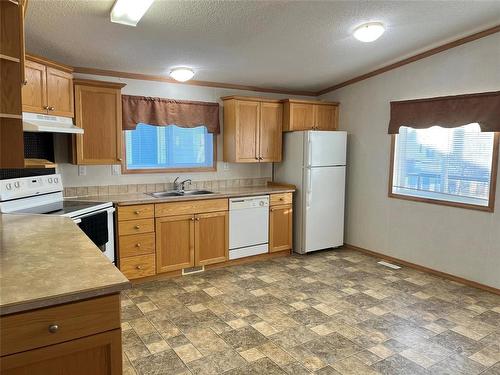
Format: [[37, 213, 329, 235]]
[[305, 131, 347, 167], [302, 166, 345, 252]]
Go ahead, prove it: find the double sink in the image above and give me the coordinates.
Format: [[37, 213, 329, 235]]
[[148, 190, 215, 198]]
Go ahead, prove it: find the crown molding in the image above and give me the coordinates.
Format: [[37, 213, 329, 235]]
[[73, 67, 317, 97]]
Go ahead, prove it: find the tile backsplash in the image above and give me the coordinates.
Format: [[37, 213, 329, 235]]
[[64, 177, 269, 198]]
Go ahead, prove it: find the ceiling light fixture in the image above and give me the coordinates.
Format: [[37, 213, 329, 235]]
[[353, 22, 385, 42], [110, 0, 155, 27], [169, 68, 195, 82]]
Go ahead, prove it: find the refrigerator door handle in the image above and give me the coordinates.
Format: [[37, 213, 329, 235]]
[[306, 168, 312, 209], [307, 133, 312, 167]]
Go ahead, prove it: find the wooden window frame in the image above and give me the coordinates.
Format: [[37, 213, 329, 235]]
[[121, 132, 217, 174], [388, 132, 499, 213]]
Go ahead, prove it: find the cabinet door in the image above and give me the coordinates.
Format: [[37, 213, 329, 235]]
[[289, 102, 314, 131], [46, 67, 73, 117], [269, 204, 292, 253], [0, 329, 122, 375], [22, 59, 47, 114], [236, 100, 259, 162], [195, 211, 228, 266], [0, 118, 24, 168], [74, 84, 122, 165], [315, 104, 338, 130], [156, 215, 195, 273], [259, 102, 282, 162]]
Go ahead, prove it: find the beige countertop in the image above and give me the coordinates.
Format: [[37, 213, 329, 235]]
[[69, 185, 295, 205], [0, 214, 130, 316]]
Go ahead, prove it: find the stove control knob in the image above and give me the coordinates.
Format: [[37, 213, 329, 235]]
[[14, 182, 20, 188], [6, 183, 12, 190], [259, 201, 264, 207], [54, 177, 59, 183], [48, 178, 53, 183]]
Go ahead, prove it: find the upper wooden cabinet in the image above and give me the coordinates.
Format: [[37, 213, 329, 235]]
[[222, 96, 283, 163], [0, 0, 26, 168], [72, 79, 126, 165], [22, 54, 74, 117], [282, 99, 339, 131]]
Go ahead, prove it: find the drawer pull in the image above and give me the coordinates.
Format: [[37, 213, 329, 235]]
[[136, 265, 143, 270], [134, 210, 140, 215], [135, 243, 141, 248], [134, 225, 140, 229], [48, 324, 59, 333], [279, 197, 284, 201]]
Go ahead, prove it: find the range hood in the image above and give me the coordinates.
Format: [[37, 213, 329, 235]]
[[22, 112, 84, 134]]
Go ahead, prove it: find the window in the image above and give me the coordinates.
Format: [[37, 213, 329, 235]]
[[390, 124, 498, 211], [124, 124, 215, 172]]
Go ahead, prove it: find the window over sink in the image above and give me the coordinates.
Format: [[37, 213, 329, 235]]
[[123, 123, 215, 173], [390, 123, 498, 211]]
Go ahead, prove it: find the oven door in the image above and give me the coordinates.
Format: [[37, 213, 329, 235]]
[[73, 207, 115, 263]]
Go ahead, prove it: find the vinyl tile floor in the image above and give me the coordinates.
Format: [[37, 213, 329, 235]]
[[121, 248, 500, 375]]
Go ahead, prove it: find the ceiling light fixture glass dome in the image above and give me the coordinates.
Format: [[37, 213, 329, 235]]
[[169, 67, 195, 82], [353, 22, 385, 42]]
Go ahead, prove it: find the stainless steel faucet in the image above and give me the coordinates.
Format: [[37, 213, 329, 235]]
[[173, 177, 192, 192]]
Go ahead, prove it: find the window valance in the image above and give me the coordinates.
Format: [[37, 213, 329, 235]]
[[122, 95, 220, 133], [388, 91, 500, 134]]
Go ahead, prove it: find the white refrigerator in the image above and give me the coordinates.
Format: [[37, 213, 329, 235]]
[[274, 131, 346, 254]]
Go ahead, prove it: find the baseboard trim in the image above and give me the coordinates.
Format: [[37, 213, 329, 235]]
[[343, 244, 499, 296]]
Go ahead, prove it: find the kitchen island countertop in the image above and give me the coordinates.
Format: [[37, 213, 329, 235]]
[[0, 214, 130, 316]]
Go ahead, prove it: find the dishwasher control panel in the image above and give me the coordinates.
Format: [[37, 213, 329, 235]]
[[229, 195, 269, 210]]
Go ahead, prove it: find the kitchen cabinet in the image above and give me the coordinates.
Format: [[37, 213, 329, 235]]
[[195, 211, 228, 266], [282, 99, 339, 131], [0, 294, 123, 375], [155, 199, 229, 272], [269, 193, 293, 253], [72, 79, 126, 165], [222, 96, 283, 163], [156, 214, 195, 273], [0, 0, 25, 168], [22, 55, 74, 117]]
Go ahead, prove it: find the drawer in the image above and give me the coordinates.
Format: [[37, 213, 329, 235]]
[[270, 193, 292, 206], [118, 218, 154, 236], [120, 254, 156, 280], [119, 233, 155, 258], [155, 198, 228, 217], [117, 204, 154, 221], [0, 294, 120, 356]]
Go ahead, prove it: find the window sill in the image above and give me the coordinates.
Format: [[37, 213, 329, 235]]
[[388, 191, 494, 213], [121, 166, 217, 174]]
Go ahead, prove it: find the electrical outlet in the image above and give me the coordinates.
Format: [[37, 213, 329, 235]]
[[78, 166, 86, 176], [223, 162, 230, 171], [111, 165, 121, 176]]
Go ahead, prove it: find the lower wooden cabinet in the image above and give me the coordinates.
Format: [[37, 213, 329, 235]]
[[0, 329, 122, 375], [0, 294, 123, 375], [269, 204, 293, 252], [156, 211, 229, 273], [195, 211, 228, 266], [156, 214, 195, 273]]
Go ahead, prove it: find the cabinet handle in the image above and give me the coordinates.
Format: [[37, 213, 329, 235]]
[[43, 105, 49, 110], [134, 225, 140, 229], [191, 217, 195, 221], [48, 324, 59, 333], [195, 217, 200, 221], [136, 265, 143, 270], [134, 210, 140, 215], [117, 158, 123, 162], [48, 106, 55, 111], [22, 80, 28, 85], [135, 243, 141, 248], [279, 197, 284, 201]]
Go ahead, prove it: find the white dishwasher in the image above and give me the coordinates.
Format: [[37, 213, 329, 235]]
[[229, 195, 269, 260]]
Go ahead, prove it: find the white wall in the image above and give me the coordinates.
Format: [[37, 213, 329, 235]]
[[56, 75, 310, 187], [320, 33, 500, 288]]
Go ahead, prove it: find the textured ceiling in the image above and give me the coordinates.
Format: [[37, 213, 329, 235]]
[[25, 0, 500, 92]]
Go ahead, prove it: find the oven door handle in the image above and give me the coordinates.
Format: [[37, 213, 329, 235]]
[[72, 207, 115, 222]]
